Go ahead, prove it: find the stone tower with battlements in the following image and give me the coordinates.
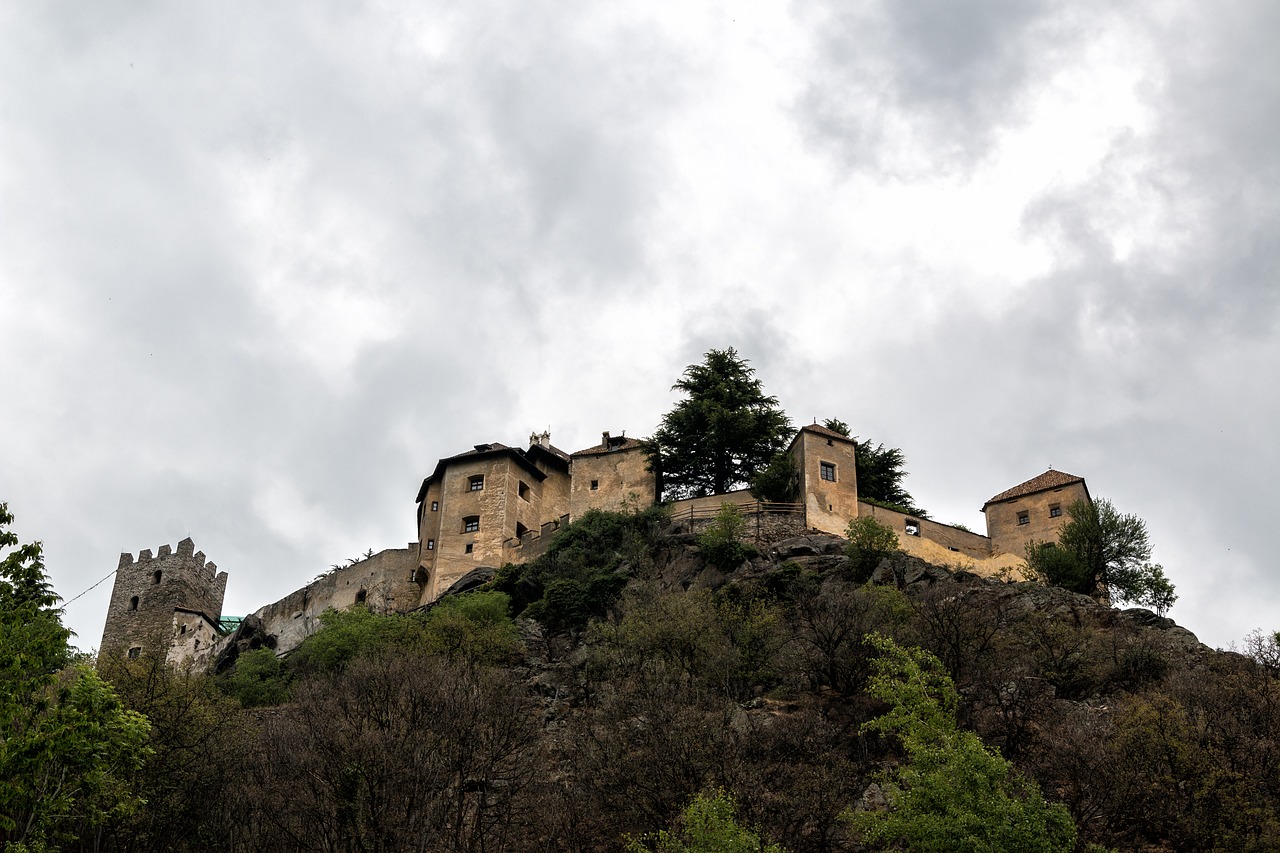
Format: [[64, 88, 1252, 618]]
[[99, 537, 227, 659]]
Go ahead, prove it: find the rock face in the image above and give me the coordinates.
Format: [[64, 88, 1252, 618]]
[[211, 614, 276, 674], [440, 566, 498, 598]]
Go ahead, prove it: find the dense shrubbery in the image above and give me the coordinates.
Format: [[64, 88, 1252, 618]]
[[14, 490, 1280, 852], [491, 504, 669, 632]]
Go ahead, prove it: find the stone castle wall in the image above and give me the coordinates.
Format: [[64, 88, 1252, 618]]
[[99, 537, 227, 657]]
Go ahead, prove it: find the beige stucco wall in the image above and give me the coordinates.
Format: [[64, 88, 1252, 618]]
[[570, 445, 656, 517], [252, 545, 420, 654], [857, 501, 994, 560], [796, 429, 860, 536], [166, 609, 221, 669], [985, 481, 1090, 557]]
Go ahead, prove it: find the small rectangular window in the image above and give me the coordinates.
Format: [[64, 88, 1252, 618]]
[[1049, 504, 1062, 518], [465, 543, 473, 554], [1017, 511, 1030, 525], [469, 475, 484, 491], [426, 539, 435, 551], [905, 521, 920, 536], [590, 480, 599, 491], [518, 481, 529, 499], [820, 462, 836, 482], [463, 516, 480, 533], [127, 647, 141, 660], [431, 500, 438, 512]]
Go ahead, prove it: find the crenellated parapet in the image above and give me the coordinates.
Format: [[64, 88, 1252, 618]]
[[99, 537, 229, 659]]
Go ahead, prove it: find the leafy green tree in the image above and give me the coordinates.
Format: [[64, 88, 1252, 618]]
[[649, 349, 793, 499], [627, 789, 785, 853], [749, 451, 799, 502], [420, 590, 522, 665], [222, 646, 290, 707], [845, 516, 900, 583], [0, 502, 151, 852], [821, 420, 927, 517], [697, 503, 758, 572], [1026, 498, 1176, 613], [845, 634, 1077, 853]]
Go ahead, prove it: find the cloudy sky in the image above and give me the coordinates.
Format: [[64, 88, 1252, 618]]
[[2, 1, 1276, 652]]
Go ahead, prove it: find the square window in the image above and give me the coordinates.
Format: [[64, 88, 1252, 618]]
[[905, 521, 920, 536], [1017, 511, 1030, 525], [1049, 504, 1062, 518], [463, 516, 480, 533], [127, 647, 141, 660], [469, 475, 484, 491], [431, 500, 438, 512], [426, 539, 434, 551], [820, 462, 836, 482], [465, 543, 473, 554], [590, 480, 599, 490]]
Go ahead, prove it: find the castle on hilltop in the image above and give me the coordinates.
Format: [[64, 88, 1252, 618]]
[[99, 424, 1090, 667]]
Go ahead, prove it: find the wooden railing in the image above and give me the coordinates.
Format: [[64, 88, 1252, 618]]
[[670, 500, 806, 543]]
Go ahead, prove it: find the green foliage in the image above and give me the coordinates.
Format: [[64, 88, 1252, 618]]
[[1, 503, 151, 852], [696, 503, 758, 572], [648, 348, 794, 499], [420, 589, 522, 665], [749, 451, 799, 502], [850, 437, 929, 518], [845, 515, 900, 583], [627, 789, 785, 853], [846, 634, 1077, 853], [494, 505, 668, 632], [222, 647, 290, 707], [1029, 498, 1177, 613], [289, 591, 523, 675], [821, 418, 851, 437]]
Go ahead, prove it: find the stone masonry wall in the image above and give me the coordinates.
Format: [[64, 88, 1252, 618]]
[[99, 537, 227, 658]]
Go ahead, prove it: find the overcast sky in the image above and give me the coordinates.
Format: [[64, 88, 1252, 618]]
[[2, 1, 1276, 652]]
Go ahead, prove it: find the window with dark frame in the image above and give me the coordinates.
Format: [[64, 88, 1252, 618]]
[[431, 500, 438, 512], [463, 516, 480, 533], [469, 475, 484, 491], [1017, 511, 1030, 525], [465, 543, 473, 554], [426, 539, 434, 550], [1049, 504, 1062, 518], [820, 462, 836, 482], [590, 480, 599, 490]]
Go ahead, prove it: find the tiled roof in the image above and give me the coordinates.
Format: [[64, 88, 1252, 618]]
[[801, 423, 855, 442], [572, 436, 646, 456], [982, 469, 1086, 508]]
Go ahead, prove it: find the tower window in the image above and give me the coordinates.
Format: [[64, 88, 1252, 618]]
[[820, 462, 836, 482], [426, 538, 435, 551], [1017, 511, 1030, 525], [469, 475, 484, 492], [516, 522, 529, 538], [518, 481, 529, 499], [431, 500, 439, 512], [127, 647, 141, 660], [465, 543, 474, 554], [905, 521, 920, 536], [355, 590, 367, 604], [590, 480, 599, 491], [1049, 504, 1062, 518], [129, 595, 139, 611], [152, 570, 162, 584], [463, 516, 480, 533]]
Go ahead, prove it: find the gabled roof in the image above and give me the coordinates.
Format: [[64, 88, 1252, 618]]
[[982, 469, 1088, 510], [415, 442, 556, 503], [572, 436, 646, 457], [792, 423, 856, 446]]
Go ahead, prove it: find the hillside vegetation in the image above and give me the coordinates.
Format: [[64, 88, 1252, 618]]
[[10, 504, 1280, 852]]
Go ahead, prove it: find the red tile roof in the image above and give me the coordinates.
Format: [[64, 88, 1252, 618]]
[[798, 423, 855, 442], [571, 436, 646, 456], [982, 469, 1087, 509]]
